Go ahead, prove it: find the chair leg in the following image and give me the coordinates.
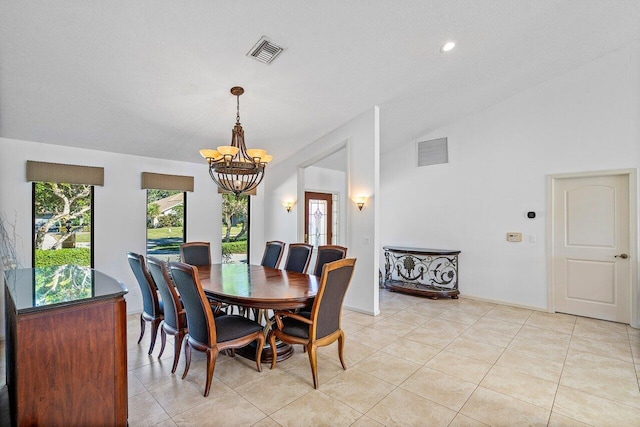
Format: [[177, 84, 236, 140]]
[[337, 331, 347, 370], [254, 333, 265, 372], [148, 318, 161, 355], [182, 343, 192, 380], [171, 332, 185, 374], [307, 343, 319, 389], [137, 314, 145, 344], [158, 326, 167, 359], [269, 332, 278, 370], [203, 348, 219, 397]]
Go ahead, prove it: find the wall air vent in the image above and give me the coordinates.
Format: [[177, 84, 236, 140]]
[[247, 36, 285, 64], [417, 137, 448, 167]]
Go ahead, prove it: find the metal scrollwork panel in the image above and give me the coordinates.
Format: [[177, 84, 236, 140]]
[[385, 251, 458, 290]]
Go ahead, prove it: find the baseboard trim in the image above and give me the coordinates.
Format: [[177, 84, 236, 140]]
[[343, 304, 379, 316], [460, 293, 548, 313]]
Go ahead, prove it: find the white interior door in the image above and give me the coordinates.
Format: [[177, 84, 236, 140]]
[[552, 174, 630, 323]]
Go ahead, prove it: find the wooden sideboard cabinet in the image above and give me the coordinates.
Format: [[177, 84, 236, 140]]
[[383, 246, 460, 299], [4, 265, 128, 426]]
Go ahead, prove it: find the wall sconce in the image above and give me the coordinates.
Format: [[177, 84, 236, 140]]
[[281, 201, 295, 213], [351, 196, 367, 211]]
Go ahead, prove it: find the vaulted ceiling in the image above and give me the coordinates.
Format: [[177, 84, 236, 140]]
[[1, 1, 639, 166]]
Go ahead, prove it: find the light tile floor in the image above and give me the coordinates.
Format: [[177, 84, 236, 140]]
[[3, 291, 640, 426]]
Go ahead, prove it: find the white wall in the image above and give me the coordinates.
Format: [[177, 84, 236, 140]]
[[381, 42, 640, 314], [261, 107, 380, 315], [0, 137, 222, 336]]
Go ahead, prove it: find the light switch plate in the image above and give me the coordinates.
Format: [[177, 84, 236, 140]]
[[506, 232, 522, 242]]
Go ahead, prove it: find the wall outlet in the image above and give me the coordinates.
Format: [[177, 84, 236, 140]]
[[363, 235, 371, 245], [506, 232, 522, 242]]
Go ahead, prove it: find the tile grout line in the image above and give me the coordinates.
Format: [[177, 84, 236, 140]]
[[452, 308, 539, 426], [626, 326, 640, 393], [546, 317, 597, 427]]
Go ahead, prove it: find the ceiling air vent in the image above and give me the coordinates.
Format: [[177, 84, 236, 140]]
[[417, 137, 448, 167], [247, 36, 284, 64]]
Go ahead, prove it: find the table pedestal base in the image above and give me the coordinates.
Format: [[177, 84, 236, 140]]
[[237, 339, 294, 363]]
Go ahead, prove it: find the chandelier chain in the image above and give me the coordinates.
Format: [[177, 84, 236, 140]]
[[236, 94, 241, 124]]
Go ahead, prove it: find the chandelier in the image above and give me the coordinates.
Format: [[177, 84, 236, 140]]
[[199, 86, 272, 196]]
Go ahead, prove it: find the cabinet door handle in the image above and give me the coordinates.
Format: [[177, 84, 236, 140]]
[[615, 253, 629, 259]]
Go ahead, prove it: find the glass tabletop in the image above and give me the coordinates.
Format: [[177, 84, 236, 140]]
[[4, 265, 127, 312]]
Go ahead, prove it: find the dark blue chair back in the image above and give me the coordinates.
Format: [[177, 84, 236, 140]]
[[127, 252, 161, 317], [313, 259, 356, 339], [169, 262, 214, 346], [180, 242, 211, 266], [312, 245, 347, 277], [261, 241, 285, 268], [284, 243, 313, 274], [147, 256, 182, 330]]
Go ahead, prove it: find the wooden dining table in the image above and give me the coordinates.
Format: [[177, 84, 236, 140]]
[[196, 263, 320, 362]]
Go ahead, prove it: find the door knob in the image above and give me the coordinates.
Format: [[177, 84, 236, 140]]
[[614, 254, 629, 259]]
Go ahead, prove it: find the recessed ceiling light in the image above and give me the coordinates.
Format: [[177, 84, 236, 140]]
[[440, 41, 456, 53]]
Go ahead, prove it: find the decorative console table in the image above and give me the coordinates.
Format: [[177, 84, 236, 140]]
[[4, 265, 128, 426], [383, 246, 460, 299]]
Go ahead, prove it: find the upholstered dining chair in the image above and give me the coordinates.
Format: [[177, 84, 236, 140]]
[[180, 241, 229, 315], [127, 252, 163, 355], [168, 261, 265, 397], [260, 240, 285, 269], [283, 243, 313, 274], [180, 242, 211, 266], [312, 245, 347, 276], [269, 258, 356, 389], [147, 256, 187, 374], [297, 245, 348, 313]]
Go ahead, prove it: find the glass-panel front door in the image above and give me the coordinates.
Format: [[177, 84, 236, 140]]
[[304, 192, 333, 247]]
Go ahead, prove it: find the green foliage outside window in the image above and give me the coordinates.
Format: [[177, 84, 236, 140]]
[[222, 193, 248, 263], [35, 248, 91, 267], [33, 182, 92, 267]]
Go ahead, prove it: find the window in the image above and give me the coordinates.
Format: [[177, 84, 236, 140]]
[[33, 182, 94, 267], [221, 193, 249, 263], [146, 190, 186, 262]]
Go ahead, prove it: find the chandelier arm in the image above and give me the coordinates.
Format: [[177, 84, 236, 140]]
[[232, 126, 252, 161]]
